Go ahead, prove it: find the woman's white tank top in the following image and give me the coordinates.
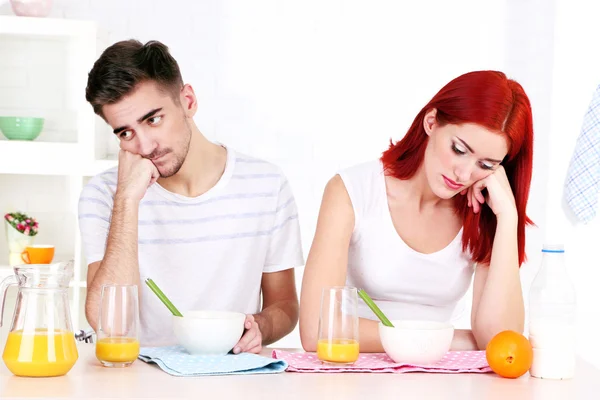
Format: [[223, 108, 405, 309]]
[[338, 160, 475, 323]]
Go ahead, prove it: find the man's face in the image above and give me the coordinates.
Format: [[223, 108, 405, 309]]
[[102, 81, 194, 178]]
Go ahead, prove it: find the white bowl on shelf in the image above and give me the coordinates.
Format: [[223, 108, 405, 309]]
[[10, 0, 53, 18], [173, 310, 246, 355], [379, 320, 454, 365]]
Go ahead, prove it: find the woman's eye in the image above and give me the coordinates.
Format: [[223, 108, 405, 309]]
[[452, 143, 466, 155], [480, 162, 494, 170]]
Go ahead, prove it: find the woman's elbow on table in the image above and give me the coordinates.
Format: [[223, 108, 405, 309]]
[[299, 317, 318, 352], [472, 322, 524, 350]]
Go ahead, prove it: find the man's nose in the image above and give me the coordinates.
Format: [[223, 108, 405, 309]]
[[137, 132, 158, 157]]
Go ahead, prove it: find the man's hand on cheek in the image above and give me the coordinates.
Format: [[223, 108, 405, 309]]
[[116, 150, 160, 201]]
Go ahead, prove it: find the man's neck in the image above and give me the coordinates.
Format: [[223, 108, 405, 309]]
[[156, 128, 228, 198]]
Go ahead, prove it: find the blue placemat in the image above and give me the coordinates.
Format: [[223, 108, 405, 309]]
[[138, 346, 288, 376]]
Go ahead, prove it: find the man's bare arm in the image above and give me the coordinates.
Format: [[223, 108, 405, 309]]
[[84, 150, 159, 331], [85, 196, 141, 331]]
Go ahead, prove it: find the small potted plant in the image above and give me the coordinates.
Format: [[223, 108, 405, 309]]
[[4, 212, 38, 266]]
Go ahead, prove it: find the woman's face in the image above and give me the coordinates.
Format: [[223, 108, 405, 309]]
[[422, 109, 509, 199]]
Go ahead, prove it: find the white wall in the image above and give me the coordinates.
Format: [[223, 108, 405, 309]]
[[1, 0, 598, 367], [544, 0, 600, 368]]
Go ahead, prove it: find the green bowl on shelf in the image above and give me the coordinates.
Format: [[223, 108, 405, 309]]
[[0, 117, 45, 141]]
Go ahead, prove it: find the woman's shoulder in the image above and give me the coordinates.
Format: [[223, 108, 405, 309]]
[[338, 159, 383, 180], [332, 159, 386, 223], [336, 159, 384, 193]]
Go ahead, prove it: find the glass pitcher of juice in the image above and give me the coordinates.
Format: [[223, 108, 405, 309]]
[[0, 260, 78, 377]]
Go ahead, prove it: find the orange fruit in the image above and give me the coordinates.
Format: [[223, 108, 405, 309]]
[[485, 330, 533, 378]]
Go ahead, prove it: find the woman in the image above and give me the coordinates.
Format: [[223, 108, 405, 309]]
[[299, 70, 533, 352]]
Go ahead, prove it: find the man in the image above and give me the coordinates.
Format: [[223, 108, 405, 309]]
[[79, 39, 304, 353]]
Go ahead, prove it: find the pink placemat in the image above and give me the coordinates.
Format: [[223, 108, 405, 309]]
[[272, 350, 493, 374]]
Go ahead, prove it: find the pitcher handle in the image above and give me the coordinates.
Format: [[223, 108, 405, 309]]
[[0, 274, 18, 328], [20, 250, 30, 264]]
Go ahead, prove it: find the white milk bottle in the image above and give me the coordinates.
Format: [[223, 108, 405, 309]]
[[528, 244, 576, 379]]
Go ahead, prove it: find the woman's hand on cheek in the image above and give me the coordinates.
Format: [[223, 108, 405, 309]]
[[461, 166, 517, 220]]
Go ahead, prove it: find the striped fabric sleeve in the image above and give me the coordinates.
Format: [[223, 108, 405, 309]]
[[78, 178, 114, 265], [263, 174, 305, 273]]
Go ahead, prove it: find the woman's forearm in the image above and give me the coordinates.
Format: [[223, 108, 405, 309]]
[[472, 216, 524, 349]]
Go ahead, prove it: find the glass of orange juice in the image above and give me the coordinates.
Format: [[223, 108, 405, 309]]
[[316, 286, 360, 365], [96, 284, 140, 367]]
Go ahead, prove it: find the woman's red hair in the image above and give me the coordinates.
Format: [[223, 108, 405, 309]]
[[381, 70, 533, 266]]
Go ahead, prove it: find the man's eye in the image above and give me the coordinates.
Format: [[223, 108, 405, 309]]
[[120, 130, 133, 140], [148, 116, 162, 125]]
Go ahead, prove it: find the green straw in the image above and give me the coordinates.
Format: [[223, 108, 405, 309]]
[[357, 288, 394, 327], [145, 278, 183, 317]]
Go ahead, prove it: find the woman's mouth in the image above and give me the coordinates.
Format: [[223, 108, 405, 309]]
[[442, 175, 463, 190]]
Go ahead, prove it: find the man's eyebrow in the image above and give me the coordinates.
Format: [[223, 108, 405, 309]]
[[137, 108, 162, 123], [113, 108, 163, 135]]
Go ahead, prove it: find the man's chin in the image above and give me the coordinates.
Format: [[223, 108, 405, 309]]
[[158, 169, 174, 179], [157, 163, 183, 179]]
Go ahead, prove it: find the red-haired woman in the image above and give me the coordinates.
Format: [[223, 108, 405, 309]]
[[299, 70, 534, 351]]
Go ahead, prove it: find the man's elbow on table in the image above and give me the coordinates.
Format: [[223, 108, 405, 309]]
[[85, 296, 99, 333]]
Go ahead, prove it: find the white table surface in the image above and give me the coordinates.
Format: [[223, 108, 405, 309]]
[[0, 344, 599, 399]]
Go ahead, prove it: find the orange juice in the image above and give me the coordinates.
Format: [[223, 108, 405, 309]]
[[2, 330, 78, 377], [317, 339, 359, 363], [96, 337, 140, 364]]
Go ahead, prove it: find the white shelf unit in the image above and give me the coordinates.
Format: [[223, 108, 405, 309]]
[[0, 16, 117, 337]]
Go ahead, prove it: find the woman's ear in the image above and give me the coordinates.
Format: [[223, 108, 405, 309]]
[[423, 108, 437, 137]]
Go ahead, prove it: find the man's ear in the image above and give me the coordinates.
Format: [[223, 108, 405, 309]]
[[180, 84, 197, 117]]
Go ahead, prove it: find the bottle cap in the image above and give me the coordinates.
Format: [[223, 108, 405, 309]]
[[542, 244, 564, 253]]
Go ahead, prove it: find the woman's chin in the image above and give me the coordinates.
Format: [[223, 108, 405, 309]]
[[432, 185, 459, 200]]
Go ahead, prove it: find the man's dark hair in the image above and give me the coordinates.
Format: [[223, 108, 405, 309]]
[[85, 39, 184, 118]]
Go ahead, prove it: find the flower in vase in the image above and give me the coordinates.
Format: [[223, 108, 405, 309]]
[[4, 212, 39, 237]]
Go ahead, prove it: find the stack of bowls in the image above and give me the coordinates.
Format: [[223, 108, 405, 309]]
[[0, 117, 45, 141]]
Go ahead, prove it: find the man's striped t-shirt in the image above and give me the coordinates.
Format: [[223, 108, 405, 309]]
[[78, 146, 304, 346]]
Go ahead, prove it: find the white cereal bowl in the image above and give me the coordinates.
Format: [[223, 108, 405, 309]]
[[379, 320, 454, 365], [173, 310, 246, 355]]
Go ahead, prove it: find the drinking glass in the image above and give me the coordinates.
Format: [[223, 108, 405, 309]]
[[317, 286, 360, 365], [95, 284, 140, 367]]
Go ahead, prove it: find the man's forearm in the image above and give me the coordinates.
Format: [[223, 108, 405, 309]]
[[254, 299, 299, 345], [85, 195, 141, 330]]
